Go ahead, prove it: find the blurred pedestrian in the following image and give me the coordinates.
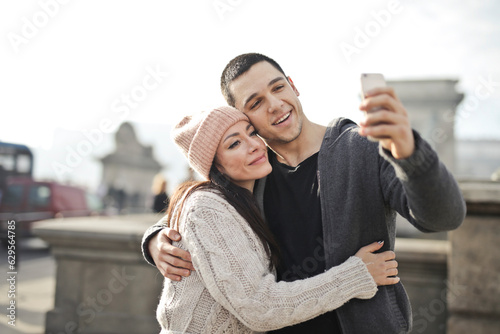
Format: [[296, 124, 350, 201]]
[[151, 174, 169, 213]]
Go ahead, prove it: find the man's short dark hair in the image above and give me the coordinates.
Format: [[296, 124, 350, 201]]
[[220, 53, 286, 107]]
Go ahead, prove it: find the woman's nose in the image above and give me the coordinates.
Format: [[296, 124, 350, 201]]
[[249, 137, 263, 151]]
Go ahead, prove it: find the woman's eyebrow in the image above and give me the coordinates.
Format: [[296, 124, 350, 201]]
[[223, 132, 240, 143], [223, 124, 252, 143]]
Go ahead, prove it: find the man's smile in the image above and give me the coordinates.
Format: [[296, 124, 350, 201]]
[[272, 111, 291, 125]]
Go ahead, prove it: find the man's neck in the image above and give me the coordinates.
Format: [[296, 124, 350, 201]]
[[269, 120, 327, 167]]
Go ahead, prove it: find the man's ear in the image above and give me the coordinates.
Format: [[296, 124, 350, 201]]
[[287, 76, 300, 97]]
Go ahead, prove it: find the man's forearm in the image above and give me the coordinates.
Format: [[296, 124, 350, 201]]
[[380, 131, 466, 232]]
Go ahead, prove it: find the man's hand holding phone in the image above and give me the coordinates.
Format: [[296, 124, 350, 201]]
[[359, 73, 415, 159]]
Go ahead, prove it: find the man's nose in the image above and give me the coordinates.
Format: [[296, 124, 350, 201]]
[[267, 94, 283, 113]]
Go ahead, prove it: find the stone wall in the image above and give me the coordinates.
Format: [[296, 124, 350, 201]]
[[396, 239, 449, 333], [33, 215, 163, 334], [447, 181, 500, 334]]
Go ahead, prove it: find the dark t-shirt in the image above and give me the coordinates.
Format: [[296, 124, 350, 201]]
[[264, 151, 342, 333]]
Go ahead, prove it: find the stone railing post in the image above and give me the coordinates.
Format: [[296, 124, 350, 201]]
[[448, 181, 500, 333], [33, 214, 163, 334], [396, 238, 449, 333]]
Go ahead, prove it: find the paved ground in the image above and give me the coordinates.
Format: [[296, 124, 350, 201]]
[[0, 238, 55, 334]]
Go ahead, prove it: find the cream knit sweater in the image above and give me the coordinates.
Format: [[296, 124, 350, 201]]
[[156, 189, 377, 333]]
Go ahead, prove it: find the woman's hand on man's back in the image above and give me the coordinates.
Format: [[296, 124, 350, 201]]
[[355, 241, 400, 286]]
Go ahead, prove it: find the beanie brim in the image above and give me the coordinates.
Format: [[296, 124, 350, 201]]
[[171, 106, 249, 180]]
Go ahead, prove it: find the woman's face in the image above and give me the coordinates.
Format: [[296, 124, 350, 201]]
[[215, 120, 272, 192]]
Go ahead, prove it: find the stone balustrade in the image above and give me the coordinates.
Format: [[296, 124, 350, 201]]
[[447, 180, 500, 334], [33, 214, 163, 334]]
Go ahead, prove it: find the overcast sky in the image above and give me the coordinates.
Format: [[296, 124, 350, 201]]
[[1, 0, 499, 189]]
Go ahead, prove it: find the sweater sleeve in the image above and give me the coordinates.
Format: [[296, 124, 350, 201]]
[[181, 192, 377, 332], [379, 130, 466, 232]]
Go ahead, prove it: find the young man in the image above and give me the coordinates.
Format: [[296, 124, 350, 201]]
[[142, 53, 465, 333]]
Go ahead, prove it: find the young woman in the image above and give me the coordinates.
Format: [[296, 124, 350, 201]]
[[154, 106, 399, 333]]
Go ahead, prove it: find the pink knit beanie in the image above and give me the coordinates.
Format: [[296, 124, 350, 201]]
[[171, 106, 249, 180]]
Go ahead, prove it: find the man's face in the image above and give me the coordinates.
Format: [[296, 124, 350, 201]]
[[229, 61, 304, 145]]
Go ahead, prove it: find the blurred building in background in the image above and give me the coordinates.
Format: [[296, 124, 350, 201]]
[[389, 79, 464, 174], [99, 122, 162, 213], [456, 139, 500, 180], [389, 79, 500, 241], [390, 79, 500, 182]]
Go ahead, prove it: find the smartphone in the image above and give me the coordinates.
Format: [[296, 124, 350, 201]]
[[360, 73, 387, 141], [360, 73, 387, 98]]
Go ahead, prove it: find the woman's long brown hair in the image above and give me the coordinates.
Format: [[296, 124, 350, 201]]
[[164, 165, 280, 271]]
